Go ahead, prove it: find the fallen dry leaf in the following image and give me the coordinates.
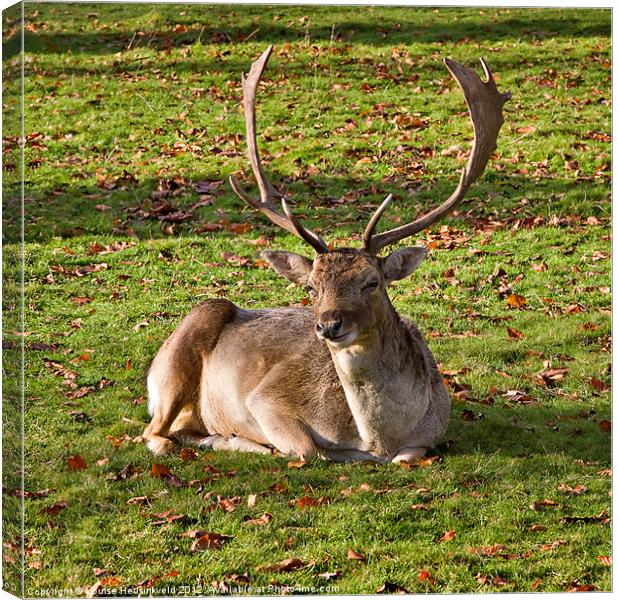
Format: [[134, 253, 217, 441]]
[[242, 512, 272, 526], [507, 327, 524, 339], [375, 581, 408, 594], [347, 548, 366, 561], [67, 454, 87, 471], [151, 463, 171, 478], [42, 501, 68, 516], [191, 532, 232, 551], [530, 499, 559, 511], [589, 378, 609, 393], [179, 448, 198, 462], [598, 556, 612, 566], [258, 557, 307, 573], [287, 459, 306, 469], [506, 293, 527, 309], [291, 495, 330, 509], [438, 529, 456, 542], [558, 483, 587, 495]]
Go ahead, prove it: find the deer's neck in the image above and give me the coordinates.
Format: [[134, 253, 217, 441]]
[[327, 303, 429, 455]]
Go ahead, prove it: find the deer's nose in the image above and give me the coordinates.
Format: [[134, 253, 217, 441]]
[[316, 311, 343, 339]]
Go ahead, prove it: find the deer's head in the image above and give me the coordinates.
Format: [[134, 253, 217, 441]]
[[229, 46, 510, 347], [262, 247, 426, 345]]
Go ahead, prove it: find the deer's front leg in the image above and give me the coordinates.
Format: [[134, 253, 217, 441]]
[[245, 375, 318, 459]]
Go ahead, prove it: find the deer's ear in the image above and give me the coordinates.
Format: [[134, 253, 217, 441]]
[[261, 250, 313, 285], [382, 247, 428, 283]]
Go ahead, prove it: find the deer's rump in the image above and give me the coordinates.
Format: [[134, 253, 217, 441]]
[[198, 303, 360, 448]]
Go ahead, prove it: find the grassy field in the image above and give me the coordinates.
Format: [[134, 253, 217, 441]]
[[2, 3, 611, 595]]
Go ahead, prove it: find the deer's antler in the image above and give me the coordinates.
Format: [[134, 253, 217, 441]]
[[362, 57, 511, 255], [229, 46, 329, 254]]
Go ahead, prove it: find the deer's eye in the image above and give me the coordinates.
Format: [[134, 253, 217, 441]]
[[362, 280, 379, 293], [306, 285, 318, 298]]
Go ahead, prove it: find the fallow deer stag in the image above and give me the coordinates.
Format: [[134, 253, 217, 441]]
[[143, 46, 510, 463]]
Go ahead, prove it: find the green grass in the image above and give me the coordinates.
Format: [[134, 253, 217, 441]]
[[3, 3, 611, 596]]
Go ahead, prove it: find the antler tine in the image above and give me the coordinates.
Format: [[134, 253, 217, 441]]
[[365, 57, 511, 255], [361, 194, 393, 251], [228, 45, 329, 255]]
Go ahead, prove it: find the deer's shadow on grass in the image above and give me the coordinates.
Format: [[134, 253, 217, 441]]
[[6, 6, 610, 61], [4, 173, 609, 246], [444, 402, 610, 464]]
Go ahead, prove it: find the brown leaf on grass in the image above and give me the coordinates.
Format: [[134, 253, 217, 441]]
[[540, 539, 566, 551], [179, 448, 198, 462], [504, 389, 534, 404], [410, 503, 431, 511], [147, 510, 188, 526], [291, 495, 330, 509], [242, 512, 272, 526], [566, 582, 598, 592], [529, 524, 548, 532], [151, 463, 183, 487], [531, 578, 542, 590], [506, 327, 524, 339], [467, 544, 505, 555], [88, 241, 135, 255], [438, 529, 456, 543], [180, 529, 207, 538], [258, 557, 307, 573], [589, 378, 609, 393], [131, 575, 161, 590], [558, 483, 587, 495], [225, 222, 252, 235], [417, 570, 437, 585], [108, 463, 141, 481], [107, 434, 130, 448], [190, 532, 233, 551], [67, 454, 87, 471], [598, 419, 611, 432], [530, 499, 559, 511], [42, 501, 68, 516], [16, 488, 55, 499], [536, 366, 569, 387], [531, 261, 547, 272], [598, 556, 612, 566], [597, 468, 612, 477], [287, 458, 306, 469], [347, 548, 366, 561], [69, 352, 91, 364], [126, 496, 150, 506], [506, 293, 526, 309], [561, 512, 610, 525], [70, 296, 94, 305], [318, 570, 341, 581], [218, 496, 242, 513], [376, 581, 408, 594], [266, 482, 287, 494], [67, 386, 95, 399], [43, 358, 78, 382], [566, 303, 584, 314], [220, 251, 251, 267], [151, 463, 172, 478]]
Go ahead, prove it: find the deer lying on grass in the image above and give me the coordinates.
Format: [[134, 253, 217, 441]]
[[143, 46, 510, 463]]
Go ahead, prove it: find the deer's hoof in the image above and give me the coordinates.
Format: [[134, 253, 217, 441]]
[[146, 437, 177, 456]]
